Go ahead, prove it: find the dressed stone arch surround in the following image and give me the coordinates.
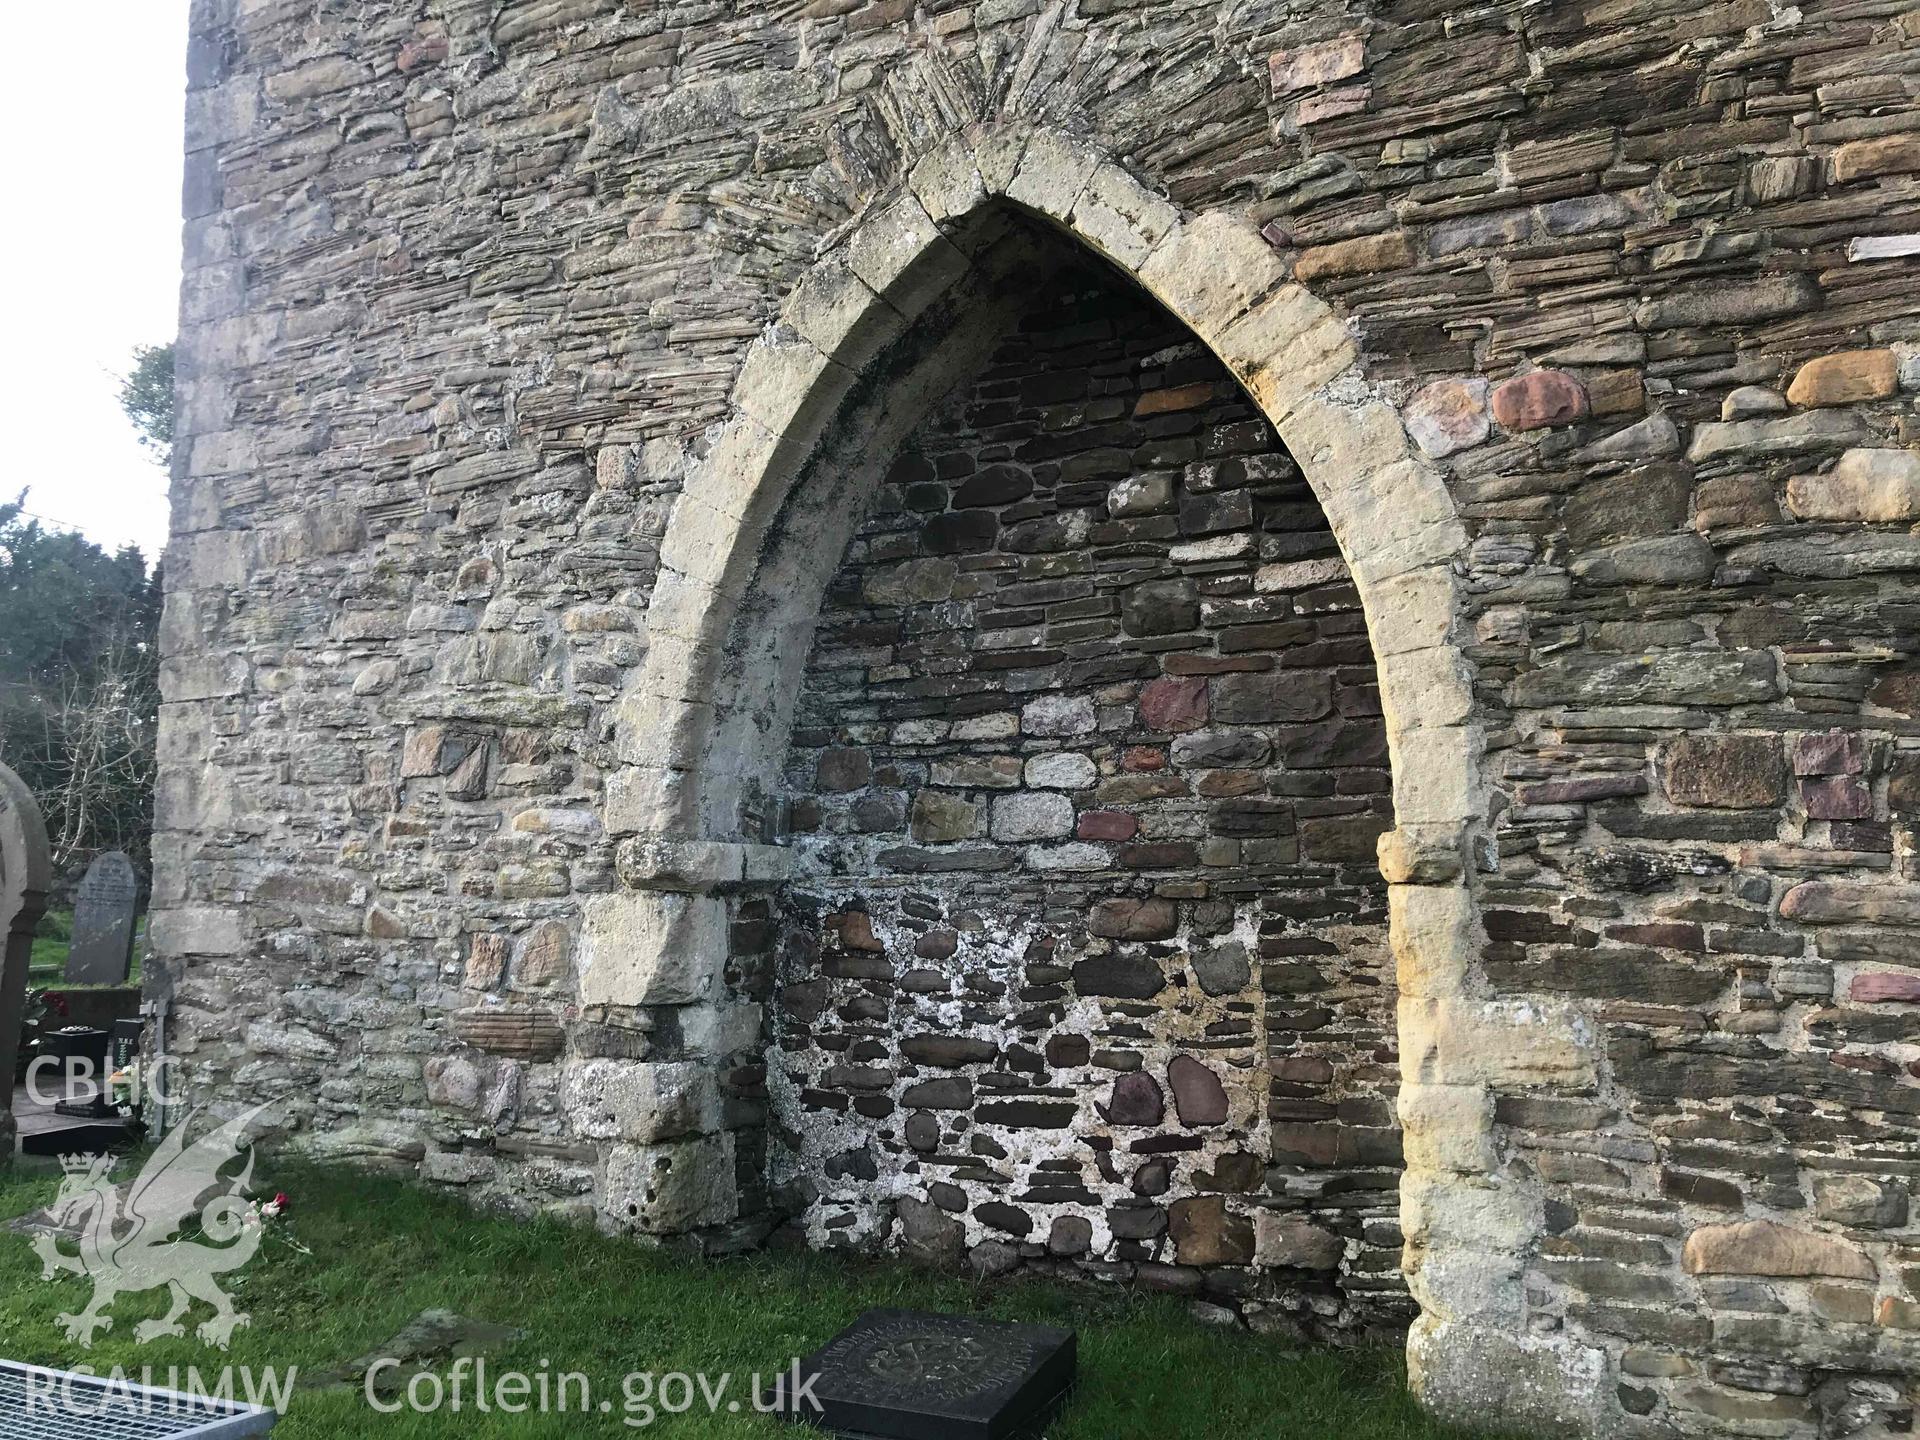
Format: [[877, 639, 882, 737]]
[[578, 122, 1609, 1432]]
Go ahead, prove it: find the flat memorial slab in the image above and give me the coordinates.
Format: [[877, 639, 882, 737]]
[[790, 1308, 1075, 1440]]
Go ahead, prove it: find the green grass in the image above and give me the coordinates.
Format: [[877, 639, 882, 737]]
[[0, 1159, 1497, 1439], [28, 908, 143, 990]]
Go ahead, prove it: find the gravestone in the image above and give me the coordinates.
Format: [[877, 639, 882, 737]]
[[66, 851, 138, 986], [785, 1308, 1075, 1439], [0, 761, 51, 1158]]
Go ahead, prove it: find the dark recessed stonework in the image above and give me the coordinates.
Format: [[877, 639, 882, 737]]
[[773, 257, 1397, 1342]]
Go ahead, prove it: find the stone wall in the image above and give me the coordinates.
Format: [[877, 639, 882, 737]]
[[166, 0, 1920, 1433], [770, 238, 1403, 1337]]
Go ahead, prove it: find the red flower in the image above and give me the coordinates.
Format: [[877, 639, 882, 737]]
[[44, 992, 69, 1017], [272, 1192, 291, 1213]]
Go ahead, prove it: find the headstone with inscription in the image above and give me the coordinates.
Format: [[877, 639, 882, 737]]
[[65, 851, 138, 986], [782, 1308, 1075, 1440]]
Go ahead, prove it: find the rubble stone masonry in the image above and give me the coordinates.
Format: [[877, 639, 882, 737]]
[[165, 0, 1920, 1433]]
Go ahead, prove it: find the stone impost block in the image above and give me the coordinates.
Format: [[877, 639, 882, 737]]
[[616, 838, 793, 893], [579, 891, 725, 1007], [604, 1132, 737, 1234], [564, 1059, 720, 1143], [1377, 827, 1466, 886]]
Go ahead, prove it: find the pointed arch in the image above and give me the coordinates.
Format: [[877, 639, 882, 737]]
[[584, 121, 1610, 1432]]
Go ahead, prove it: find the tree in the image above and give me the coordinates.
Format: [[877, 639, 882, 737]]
[[0, 340, 174, 882], [0, 498, 161, 876], [119, 342, 175, 466]]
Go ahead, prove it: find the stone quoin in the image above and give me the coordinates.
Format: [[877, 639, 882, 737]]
[[162, 2, 1920, 1435]]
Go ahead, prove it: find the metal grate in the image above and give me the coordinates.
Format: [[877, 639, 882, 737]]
[[0, 1360, 277, 1438]]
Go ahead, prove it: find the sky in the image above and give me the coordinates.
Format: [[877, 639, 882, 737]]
[[0, 3, 189, 564]]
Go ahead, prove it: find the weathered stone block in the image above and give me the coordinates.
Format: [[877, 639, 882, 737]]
[[1490, 370, 1588, 431], [1168, 1055, 1228, 1127], [605, 1133, 737, 1234], [1786, 350, 1898, 408], [1787, 449, 1920, 523], [149, 906, 244, 956], [1681, 1220, 1874, 1280], [1781, 882, 1920, 926], [990, 791, 1074, 841], [1831, 135, 1920, 183], [1686, 410, 1865, 463], [1513, 651, 1778, 708], [1813, 1175, 1908, 1229], [1294, 231, 1414, 282], [1021, 695, 1096, 737], [1212, 671, 1333, 724], [1139, 675, 1208, 732], [1255, 1214, 1346, 1270], [1024, 752, 1095, 789], [1658, 735, 1785, 808], [579, 892, 724, 1006], [1169, 1195, 1254, 1266], [564, 1060, 721, 1143]]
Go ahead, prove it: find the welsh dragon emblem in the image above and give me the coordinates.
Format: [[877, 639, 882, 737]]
[[31, 1105, 271, 1348]]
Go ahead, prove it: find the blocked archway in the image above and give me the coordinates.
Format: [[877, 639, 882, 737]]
[[584, 124, 1607, 1429]]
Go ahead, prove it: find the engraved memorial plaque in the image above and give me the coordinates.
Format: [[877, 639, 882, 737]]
[[786, 1308, 1075, 1440], [65, 850, 138, 986]]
